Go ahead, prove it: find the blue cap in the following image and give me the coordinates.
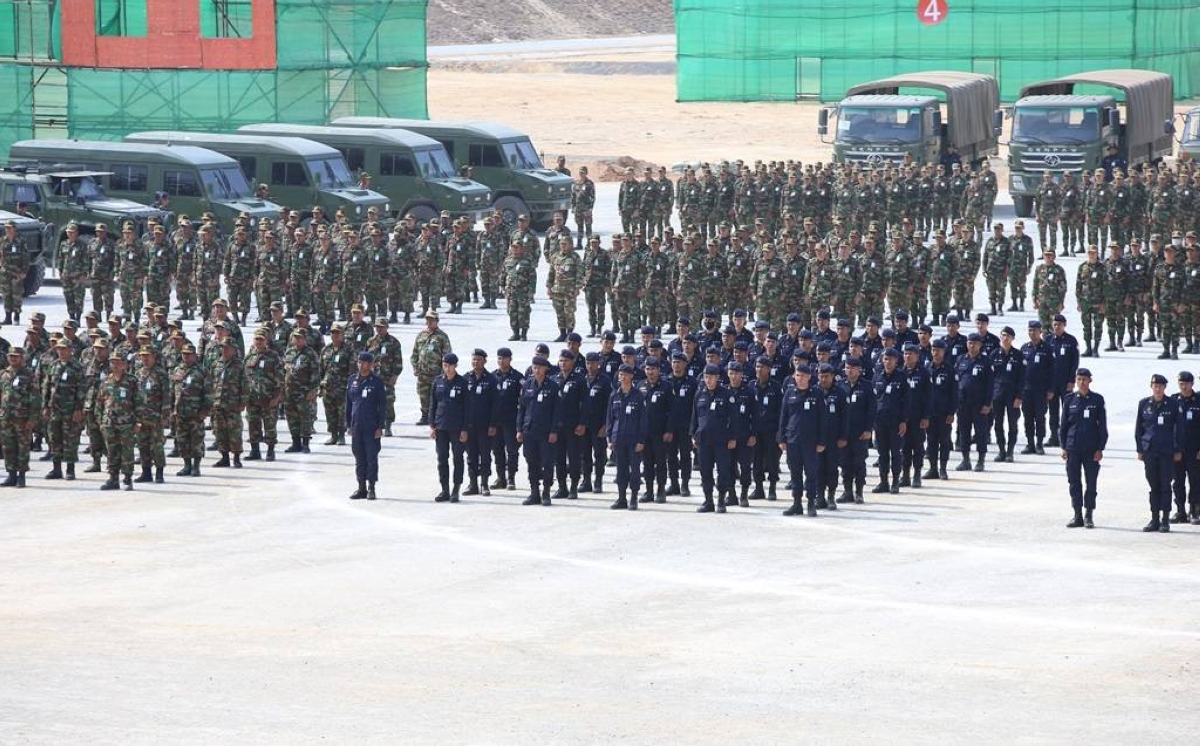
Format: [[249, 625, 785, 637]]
[[1001, 326, 1016, 337], [733, 308, 747, 318], [931, 339, 948, 349], [585, 352, 601, 362], [967, 333, 983, 342], [442, 353, 458, 365], [817, 309, 831, 319], [882, 328, 897, 338], [845, 357, 863, 367], [795, 363, 813, 375], [684, 333, 698, 343], [975, 313, 989, 323], [559, 349, 576, 361], [818, 363, 836, 374], [621, 345, 637, 356], [722, 325, 737, 335], [677, 316, 691, 326], [705, 346, 721, 356], [754, 320, 769, 330], [799, 329, 814, 340], [472, 348, 487, 358], [727, 361, 744, 373], [703, 309, 718, 319], [1077, 368, 1092, 378], [618, 364, 636, 375], [786, 312, 802, 323], [532, 355, 550, 367], [756, 355, 771, 366], [1028, 320, 1043, 329], [816, 342, 832, 352], [641, 325, 656, 335], [535, 343, 550, 354], [791, 348, 806, 358], [1053, 313, 1067, 323], [497, 347, 513, 358], [883, 348, 901, 359], [918, 324, 933, 334], [733, 341, 749, 351], [671, 352, 687, 362], [601, 330, 617, 341], [643, 357, 661, 369], [357, 351, 374, 362], [1179, 371, 1194, 383], [836, 318, 851, 328], [895, 310, 909, 321], [1151, 373, 1168, 385], [703, 364, 721, 375], [866, 316, 881, 326], [902, 343, 919, 353], [649, 339, 664, 349], [945, 314, 960, 325], [851, 336, 865, 346], [567, 332, 582, 343]]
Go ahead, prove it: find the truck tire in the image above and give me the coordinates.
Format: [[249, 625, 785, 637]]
[[493, 195, 530, 229], [23, 255, 46, 297], [1012, 196, 1034, 219]]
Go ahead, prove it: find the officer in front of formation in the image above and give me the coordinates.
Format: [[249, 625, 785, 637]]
[[692, 363, 734, 513], [778, 363, 825, 517], [1172, 371, 1200, 525], [955, 334, 994, 472], [578, 351, 612, 494], [606, 363, 648, 510], [1135, 373, 1181, 533], [463, 349, 500, 498], [517, 355, 562, 506], [1059, 368, 1107, 528], [347, 351, 387, 501], [490, 348, 524, 492], [430, 353, 469, 503], [1046, 314, 1080, 447]]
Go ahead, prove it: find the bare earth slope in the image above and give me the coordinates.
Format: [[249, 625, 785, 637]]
[[427, 0, 674, 44]]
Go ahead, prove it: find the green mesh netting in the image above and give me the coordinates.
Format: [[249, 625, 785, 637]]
[[675, 0, 1200, 102], [0, 65, 34, 150]]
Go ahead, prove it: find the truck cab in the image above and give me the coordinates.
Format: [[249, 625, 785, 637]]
[[825, 94, 942, 166], [1180, 106, 1200, 160]]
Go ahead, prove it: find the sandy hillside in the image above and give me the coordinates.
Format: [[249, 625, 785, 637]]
[[427, 0, 674, 44]]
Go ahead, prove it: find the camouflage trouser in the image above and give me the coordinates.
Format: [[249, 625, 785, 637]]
[[103, 424, 134, 477], [1061, 215, 1084, 252], [62, 277, 86, 319], [757, 301, 783, 331], [985, 272, 1008, 309], [1, 421, 31, 472], [227, 280, 252, 318], [1086, 217, 1109, 250], [1107, 302, 1128, 344], [886, 292, 913, 320], [644, 288, 673, 330], [285, 394, 315, 438], [1111, 218, 1131, 248], [698, 289, 722, 317], [912, 283, 930, 322], [1036, 301, 1058, 327], [507, 291, 531, 330], [620, 211, 637, 235], [86, 409, 105, 458], [1008, 271, 1029, 305], [445, 272, 469, 307], [613, 290, 640, 335], [176, 274, 195, 314], [365, 280, 389, 318], [584, 287, 607, 332], [673, 290, 697, 331], [197, 283, 220, 318], [810, 294, 832, 320], [416, 275, 440, 313], [417, 374, 435, 419], [384, 376, 397, 427], [135, 420, 166, 468], [953, 279, 974, 314], [340, 279, 365, 316], [311, 283, 336, 325], [146, 277, 171, 309], [930, 289, 953, 321], [1038, 219, 1057, 250], [118, 278, 143, 315], [47, 414, 84, 464], [858, 293, 884, 328], [551, 293, 578, 331], [1150, 217, 1172, 244], [289, 278, 313, 317], [478, 268, 500, 306], [247, 401, 278, 445], [212, 408, 244, 453], [725, 291, 752, 319], [174, 414, 206, 459], [255, 281, 284, 320], [1079, 304, 1104, 348], [1159, 310, 1180, 350], [574, 209, 593, 240], [322, 391, 345, 434], [91, 277, 115, 316]]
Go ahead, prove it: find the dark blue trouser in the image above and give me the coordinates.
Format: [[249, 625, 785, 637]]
[[555, 429, 584, 489], [352, 427, 381, 483], [523, 436, 557, 491], [786, 441, 819, 501], [753, 429, 781, 485], [732, 436, 754, 488], [927, 416, 953, 469], [956, 405, 990, 456], [436, 429, 466, 488], [841, 437, 868, 490], [1172, 450, 1199, 513], [1065, 450, 1100, 510], [493, 422, 520, 478], [875, 421, 903, 481], [697, 437, 731, 498], [818, 444, 841, 495], [1022, 393, 1048, 445], [466, 424, 492, 480], [1144, 453, 1175, 512], [641, 435, 666, 493], [580, 429, 606, 482], [612, 440, 642, 493], [666, 428, 692, 487], [992, 399, 1020, 451], [902, 419, 925, 475]]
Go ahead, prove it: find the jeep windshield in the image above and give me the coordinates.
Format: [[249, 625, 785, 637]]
[[414, 147, 456, 179], [1185, 113, 1200, 144], [501, 138, 544, 170], [307, 157, 355, 189], [200, 165, 253, 201], [1013, 107, 1101, 144], [837, 107, 923, 144], [53, 175, 107, 200]]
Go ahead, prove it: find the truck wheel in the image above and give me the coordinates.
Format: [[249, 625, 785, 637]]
[[23, 255, 46, 297], [1012, 196, 1034, 219], [493, 196, 530, 229], [406, 205, 438, 224]]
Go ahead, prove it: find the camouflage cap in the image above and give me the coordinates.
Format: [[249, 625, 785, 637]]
[[91, 339, 109, 349], [182, 344, 197, 354], [138, 345, 156, 355], [54, 338, 71, 349]]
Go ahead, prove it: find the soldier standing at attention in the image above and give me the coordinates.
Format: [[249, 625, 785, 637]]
[[1135, 373, 1180, 532], [1152, 243, 1185, 360], [366, 318, 404, 436], [315, 325, 351, 449], [692, 363, 734, 513], [346, 352, 386, 501], [0, 220, 29, 325], [429, 353, 469, 503], [144, 225, 174, 312], [571, 166, 596, 246], [245, 330, 285, 459], [1031, 249, 1067, 326], [0, 347, 38, 487], [57, 224, 90, 322], [981, 223, 1012, 317], [490, 348, 524, 491], [474, 218, 503, 311], [517, 355, 562, 506], [955, 334, 994, 473], [461, 349, 499, 497], [778, 363, 825, 516], [174, 220, 198, 320], [254, 231, 285, 324], [1007, 220, 1034, 313], [1058, 171, 1084, 255], [222, 225, 256, 325], [1172, 371, 1200, 524], [132, 345, 169, 484], [618, 167, 641, 236], [1059, 368, 1106, 528], [192, 226, 223, 320], [1102, 242, 1130, 352], [547, 237, 583, 342], [87, 223, 117, 318], [581, 235, 611, 337], [42, 339, 85, 481], [1035, 172, 1061, 253], [1076, 246, 1107, 357], [989, 327, 1025, 463], [209, 339, 247, 469], [1020, 320, 1054, 455], [411, 310, 451, 426], [950, 222, 980, 319], [503, 242, 536, 342], [604, 362, 648, 511], [94, 353, 134, 491], [283, 330, 320, 454]]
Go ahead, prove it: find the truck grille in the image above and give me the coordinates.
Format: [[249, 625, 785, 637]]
[[1017, 151, 1088, 172], [842, 151, 908, 165]]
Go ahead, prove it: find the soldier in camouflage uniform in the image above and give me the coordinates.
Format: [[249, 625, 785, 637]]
[[1057, 172, 1084, 256], [806, 242, 835, 319], [581, 235, 612, 337], [244, 330, 284, 461], [94, 353, 134, 490], [1007, 220, 1035, 312], [40, 339, 83, 481], [0, 221, 28, 325], [222, 225, 256, 325], [951, 223, 980, 318], [1034, 172, 1061, 252], [751, 243, 787, 330], [318, 325, 353, 446], [909, 234, 932, 324], [831, 241, 861, 322], [359, 227, 389, 319], [144, 226, 174, 311], [547, 237, 584, 341], [209, 339, 247, 468], [285, 226, 314, 320], [618, 168, 641, 235], [86, 224, 117, 319], [724, 237, 754, 319], [676, 168, 701, 236], [310, 228, 341, 330], [114, 223, 146, 317], [609, 238, 644, 343], [56, 224, 90, 322], [340, 230, 369, 319], [503, 242, 536, 342], [1075, 246, 1107, 357], [1086, 169, 1111, 250], [410, 311, 448, 427], [981, 223, 1012, 316], [442, 221, 473, 315], [1152, 243, 1186, 359], [653, 167, 674, 238], [283, 330, 320, 452], [571, 166, 596, 246], [637, 168, 658, 238], [414, 222, 444, 315], [132, 345, 169, 484], [1032, 249, 1068, 326], [173, 220, 198, 320], [192, 226, 223, 320], [253, 231, 285, 323], [1109, 172, 1133, 248], [927, 230, 957, 326], [962, 176, 988, 234], [1149, 172, 1176, 242], [172, 344, 209, 477], [1126, 238, 1154, 346], [475, 217, 505, 311], [1182, 243, 1200, 354], [1102, 242, 1130, 352], [883, 234, 913, 321], [641, 236, 673, 333]]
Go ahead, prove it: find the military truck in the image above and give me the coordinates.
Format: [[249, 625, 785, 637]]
[[0, 207, 52, 296], [1007, 70, 1174, 217], [123, 131, 390, 223], [0, 166, 168, 272], [331, 117, 573, 229], [818, 71, 1001, 168], [1180, 106, 1200, 160]]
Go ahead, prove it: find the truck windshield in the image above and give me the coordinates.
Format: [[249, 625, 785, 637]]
[[501, 138, 544, 169], [307, 157, 354, 188], [60, 176, 107, 200], [837, 107, 923, 143], [200, 166, 253, 201], [1185, 113, 1200, 143], [414, 147, 456, 179], [1013, 107, 1100, 143]]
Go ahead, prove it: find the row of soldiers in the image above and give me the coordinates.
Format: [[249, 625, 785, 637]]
[[0, 297, 415, 489]]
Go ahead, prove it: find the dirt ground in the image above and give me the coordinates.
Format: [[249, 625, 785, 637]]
[[427, 0, 674, 44]]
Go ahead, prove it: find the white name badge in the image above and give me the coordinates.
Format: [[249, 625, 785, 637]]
[[1158, 415, 1165, 425], [1083, 409, 1090, 419], [537, 392, 546, 402], [362, 389, 369, 399], [972, 368, 980, 376], [710, 401, 717, 411], [449, 388, 457, 398], [625, 405, 633, 414], [475, 385, 483, 394]]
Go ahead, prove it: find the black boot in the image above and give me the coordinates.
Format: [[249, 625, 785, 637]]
[[246, 443, 262, 460], [463, 478, 480, 496], [611, 489, 628, 510], [46, 460, 63, 480], [955, 455, 972, 471], [1084, 508, 1094, 528], [826, 487, 838, 511], [739, 484, 750, 508], [99, 474, 119, 490], [993, 447, 1007, 463], [134, 463, 153, 483], [322, 433, 337, 446], [654, 486, 666, 504], [974, 454, 985, 472], [0, 471, 15, 487], [435, 484, 450, 502], [450, 486, 460, 503], [639, 486, 653, 503], [155, 466, 164, 484], [697, 493, 714, 513], [1160, 511, 1171, 533], [541, 484, 552, 506], [213, 452, 231, 468], [628, 489, 639, 510], [1067, 507, 1085, 528], [767, 482, 777, 501], [233, 453, 242, 468], [367, 483, 376, 500], [490, 475, 507, 490], [123, 474, 133, 491], [806, 496, 818, 517], [85, 455, 102, 473], [578, 476, 593, 493], [783, 495, 803, 516], [301, 437, 310, 453], [284, 436, 302, 453], [1142, 509, 1160, 532], [190, 458, 202, 477], [350, 481, 367, 500], [266, 444, 276, 462], [176, 458, 193, 477], [66, 463, 76, 481], [922, 466, 939, 480], [716, 491, 727, 513]]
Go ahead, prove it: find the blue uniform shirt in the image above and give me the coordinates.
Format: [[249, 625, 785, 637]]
[[464, 369, 500, 429], [580, 372, 613, 433], [777, 384, 826, 447], [1060, 390, 1108, 453], [1135, 395, 1181, 456], [1174, 392, 1200, 454], [517, 376, 563, 439], [430, 373, 470, 432], [691, 384, 733, 443], [606, 385, 648, 447], [927, 360, 959, 418], [1020, 339, 1054, 396], [346, 372, 387, 432], [955, 353, 994, 408]]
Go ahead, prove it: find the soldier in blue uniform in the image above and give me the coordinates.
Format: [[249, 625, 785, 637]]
[[1020, 320, 1054, 455], [899, 344, 931, 488], [990, 327, 1026, 463], [940, 314, 968, 369], [489, 348, 524, 491], [725, 361, 758, 508], [1046, 314, 1080, 447], [778, 364, 826, 516], [692, 364, 735, 513], [597, 331, 623, 380], [665, 353, 697, 497], [816, 363, 847, 509], [606, 364, 648, 510], [346, 351, 387, 501], [873, 348, 908, 494], [1135, 373, 1181, 532], [973, 313, 1001, 356], [955, 334, 995, 472], [430, 353, 469, 503], [517, 356, 562, 506], [1060, 368, 1107, 528], [923, 340, 959, 481], [750, 356, 783, 501], [578, 351, 612, 494], [639, 358, 672, 504], [1172, 371, 1200, 524], [836, 357, 875, 503], [463, 349, 500, 497], [552, 350, 586, 500]]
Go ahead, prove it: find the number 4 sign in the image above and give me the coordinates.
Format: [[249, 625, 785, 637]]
[[918, 0, 949, 26]]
